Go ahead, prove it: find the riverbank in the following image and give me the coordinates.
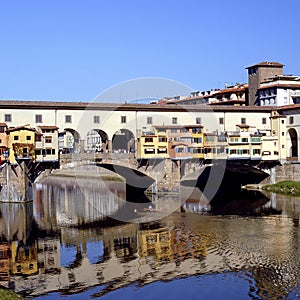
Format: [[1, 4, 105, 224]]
[[0, 286, 22, 299], [242, 180, 300, 197], [262, 181, 300, 196]]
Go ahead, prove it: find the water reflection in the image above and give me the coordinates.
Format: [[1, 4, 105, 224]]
[[0, 179, 299, 299], [34, 177, 127, 228]]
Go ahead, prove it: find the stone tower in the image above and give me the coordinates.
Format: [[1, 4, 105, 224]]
[[246, 61, 284, 106]]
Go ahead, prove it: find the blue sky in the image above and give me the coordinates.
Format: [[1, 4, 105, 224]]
[[1, 0, 300, 102]]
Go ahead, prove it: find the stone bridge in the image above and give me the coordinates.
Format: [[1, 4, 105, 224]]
[[59, 153, 279, 195]]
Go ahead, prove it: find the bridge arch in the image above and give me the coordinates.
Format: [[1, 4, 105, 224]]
[[112, 129, 135, 153], [86, 129, 109, 153], [59, 128, 81, 153], [288, 128, 298, 158]]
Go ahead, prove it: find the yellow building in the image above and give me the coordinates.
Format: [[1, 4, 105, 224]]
[[6, 125, 36, 164], [185, 125, 204, 159], [0, 123, 8, 161], [269, 111, 287, 160], [136, 127, 168, 159]]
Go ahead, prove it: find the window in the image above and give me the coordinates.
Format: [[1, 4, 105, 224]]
[[192, 128, 202, 134], [219, 117, 224, 125], [251, 137, 261, 143], [65, 115, 72, 123], [281, 120, 285, 124], [289, 116, 294, 124], [52, 149, 56, 155], [181, 137, 191, 143], [4, 114, 11, 122], [217, 136, 227, 142], [158, 137, 167, 142], [14, 136, 19, 141], [121, 116, 127, 123], [262, 117, 266, 125], [172, 117, 178, 124], [26, 135, 31, 141], [230, 137, 239, 143], [175, 147, 186, 153], [36, 135, 42, 142], [145, 137, 153, 143], [147, 117, 152, 125], [144, 148, 155, 154], [45, 137, 52, 143], [193, 137, 202, 143], [282, 132, 285, 136], [205, 136, 215, 142], [196, 117, 201, 124], [35, 114, 42, 123], [253, 149, 261, 155], [241, 138, 248, 143], [94, 116, 100, 124], [241, 118, 246, 124]]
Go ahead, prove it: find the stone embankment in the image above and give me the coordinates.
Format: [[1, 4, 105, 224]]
[[243, 161, 300, 193]]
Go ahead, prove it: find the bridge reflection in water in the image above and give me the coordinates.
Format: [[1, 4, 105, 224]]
[[0, 179, 299, 299]]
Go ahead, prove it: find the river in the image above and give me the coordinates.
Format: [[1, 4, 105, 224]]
[[0, 172, 299, 299]]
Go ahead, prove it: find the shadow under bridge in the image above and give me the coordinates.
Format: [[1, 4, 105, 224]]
[[96, 162, 155, 194]]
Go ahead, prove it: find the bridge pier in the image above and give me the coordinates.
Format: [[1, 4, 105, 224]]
[[0, 162, 33, 202], [144, 158, 181, 194]]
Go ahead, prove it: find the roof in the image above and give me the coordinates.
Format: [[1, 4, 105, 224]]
[[246, 61, 284, 69], [6, 125, 36, 133], [236, 124, 251, 128], [0, 99, 275, 113], [212, 84, 248, 95], [209, 99, 246, 106], [258, 83, 300, 90], [154, 124, 203, 129], [38, 125, 59, 130]]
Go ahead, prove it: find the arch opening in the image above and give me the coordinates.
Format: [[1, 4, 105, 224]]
[[59, 129, 81, 154], [288, 128, 298, 158], [86, 129, 109, 153], [112, 129, 135, 153]]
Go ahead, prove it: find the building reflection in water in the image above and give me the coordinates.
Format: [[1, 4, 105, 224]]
[[0, 181, 299, 299], [34, 176, 126, 229], [0, 202, 38, 289]]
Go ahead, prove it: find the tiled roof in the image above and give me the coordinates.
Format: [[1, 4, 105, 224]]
[[6, 125, 36, 133], [213, 84, 248, 95]]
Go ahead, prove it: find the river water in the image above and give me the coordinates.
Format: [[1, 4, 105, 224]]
[[0, 173, 300, 299]]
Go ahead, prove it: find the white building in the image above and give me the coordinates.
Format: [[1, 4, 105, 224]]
[[257, 75, 300, 106]]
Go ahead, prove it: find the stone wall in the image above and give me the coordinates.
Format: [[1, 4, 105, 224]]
[[261, 162, 300, 184]]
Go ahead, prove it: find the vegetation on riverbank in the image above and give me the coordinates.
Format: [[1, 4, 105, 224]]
[[0, 287, 23, 300], [262, 181, 300, 196]]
